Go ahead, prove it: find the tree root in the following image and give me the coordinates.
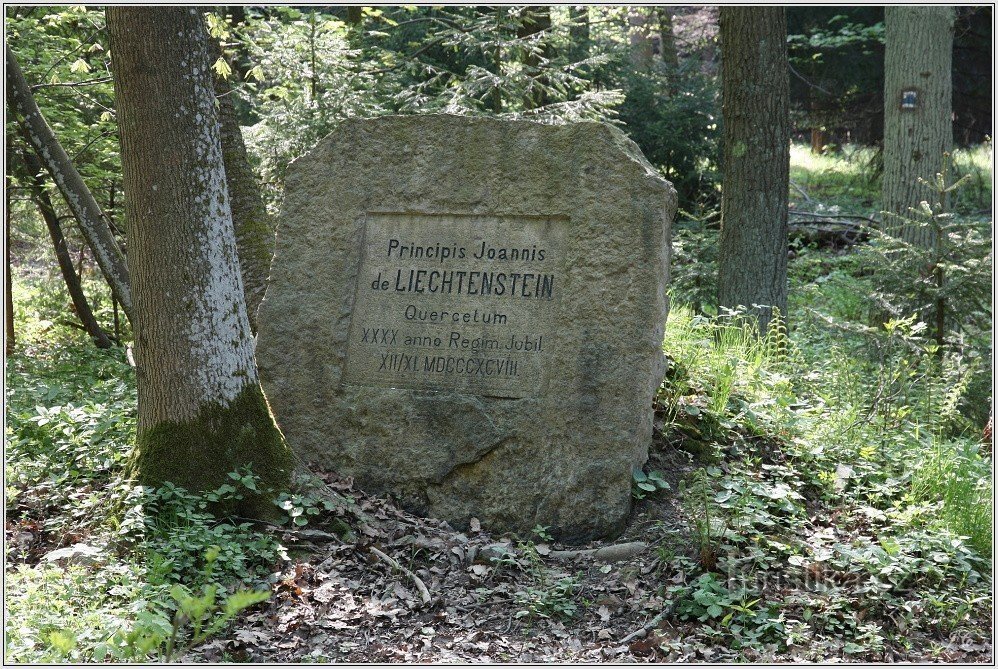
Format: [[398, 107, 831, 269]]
[[548, 541, 648, 563]]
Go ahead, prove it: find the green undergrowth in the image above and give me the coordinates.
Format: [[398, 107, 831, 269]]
[[789, 141, 992, 214], [5, 276, 354, 662], [657, 303, 992, 660], [790, 143, 881, 208]]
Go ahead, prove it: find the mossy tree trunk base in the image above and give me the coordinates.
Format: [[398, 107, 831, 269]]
[[132, 384, 293, 518]]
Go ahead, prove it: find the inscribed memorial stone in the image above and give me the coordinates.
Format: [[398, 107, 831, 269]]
[[256, 115, 676, 541]]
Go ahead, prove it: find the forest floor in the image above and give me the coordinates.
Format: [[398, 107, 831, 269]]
[[186, 458, 694, 663], [188, 441, 991, 664]]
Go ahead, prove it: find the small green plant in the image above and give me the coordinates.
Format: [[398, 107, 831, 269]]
[[908, 438, 992, 556], [274, 489, 339, 528], [131, 476, 289, 590], [632, 468, 670, 500], [670, 573, 785, 646], [491, 526, 582, 622], [530, 525, 553, 542], [514, 575, 580, 621], [867, 154, 992, 353], [679, 468, 727, 571], [94, 546, 271, 662]]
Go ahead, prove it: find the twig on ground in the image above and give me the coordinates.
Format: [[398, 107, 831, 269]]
[[789, 180, 814, 204], [232, 515, 342, 543], [620, 601, 677, 645], [369, 546, 432, 606]]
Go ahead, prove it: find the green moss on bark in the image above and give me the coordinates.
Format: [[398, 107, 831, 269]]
[[131, 383, 293, 519]]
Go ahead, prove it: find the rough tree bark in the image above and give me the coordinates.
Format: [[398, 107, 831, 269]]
[[717, 7, 789, 331], [107, 6, 292, 514], [6, 45, 133, 324], [20, 148, 113, 348], [209, 35, 275, 331], [882, 6, 954, 247]]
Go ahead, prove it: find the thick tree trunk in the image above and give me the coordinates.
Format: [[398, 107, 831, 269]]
[[345, 4, 364, 46], [209, 36, 275, 331], [21, 149, 113, 349], [5, 45, 133, 324], [107, 7, 292, 514], [717, 7, 789, 331], [882, 7, 954, 247]]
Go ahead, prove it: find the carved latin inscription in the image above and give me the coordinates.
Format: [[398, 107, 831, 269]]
[[343, 212, 567, 398]]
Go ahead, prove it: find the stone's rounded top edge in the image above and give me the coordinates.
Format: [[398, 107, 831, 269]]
[[335, 112, 607, 130], [329, 113, 643, 147], [290, 113, 676, 202]]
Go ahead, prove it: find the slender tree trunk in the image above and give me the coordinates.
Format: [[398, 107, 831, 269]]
[[490, 6, 504, 113], [568, 6, 590, 62], [345, 5, 364, 49], [517, 6, 552, 110], [882, 6, 954, 247], [209, 35, 275, 331], [6, 45, 133, 324], [810, 94, 828, 155], [5, 138, 13, 356], [107, 6, 292, 514], [657, 7, 680, 69], [629, 7, 654, 71], [346, 6, 363, 27], [21, 148, 113, 348], [717, 7, 789, 331]]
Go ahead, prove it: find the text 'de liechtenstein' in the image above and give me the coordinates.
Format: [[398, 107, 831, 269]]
[[342, 212, 567, 398]]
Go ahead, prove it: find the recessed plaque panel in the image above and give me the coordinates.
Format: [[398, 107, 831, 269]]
[[343, 212, 567, 398]]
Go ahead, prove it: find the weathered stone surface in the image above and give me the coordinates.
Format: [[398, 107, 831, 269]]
[[257, 115, 675, 542]]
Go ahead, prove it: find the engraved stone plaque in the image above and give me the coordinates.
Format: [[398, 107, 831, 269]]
[[257, 115, 676, 542], [343, 212, 567, 399]]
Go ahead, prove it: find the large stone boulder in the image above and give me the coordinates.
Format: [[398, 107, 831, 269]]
[[257, 115, 675, 542]]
